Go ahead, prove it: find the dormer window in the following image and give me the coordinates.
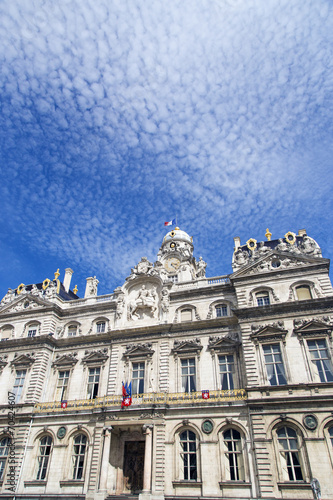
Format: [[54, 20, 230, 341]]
[[169, 275, 178, 283], [96, 321, 106, 333], [296, 285, 312, 300], [181, 309, 192, 322], [215, 305, 228, 317], [256, 291, 270, 307], [27, 324, 38, 337]]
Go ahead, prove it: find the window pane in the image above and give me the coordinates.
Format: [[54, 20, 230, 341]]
[[180, 430, 197, 480], [181, 359, 196, 392], [277, 426, 303, 481], [296, 286, 311, 300], [263, 344, 286, 386], [216, 305, 228, 317], [256, 292, 270, 306], [223, 429, 243, 481], [307, 339, 333, 382], [219, 355, 234, 390], [132, 362, 145, 394]]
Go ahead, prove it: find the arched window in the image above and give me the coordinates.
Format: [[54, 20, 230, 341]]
[[276, 426, 303, 481], [215, 305, 228, 317], [0, 436, 11, 481], [180, 430, 197, 480], [181, 309, 192, 322], [1, 325, 13, 341], [296, 285, 312, 300], [256, 291, 270, 306], [36, 436, 52, 480], [223, 429, 244, 480], [72, 434, 87, 480]]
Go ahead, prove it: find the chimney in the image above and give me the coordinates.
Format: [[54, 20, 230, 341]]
[[233, 237, 241, 250], [63, 268, 74, 293], [298, 229, 307, 236]]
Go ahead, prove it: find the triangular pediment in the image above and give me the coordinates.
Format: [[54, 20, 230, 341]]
[[52, 354, 78, 368], [124, 345, 155, 358], [0, 295, 50, 315], [294, 319, 332, 338], [11, 354, 35, 367], [208, 335, 240, 352], [172, 339, 202, 354], [232, 251, 325, 278], [81, 350, 109, 364], [251, 324, 287, 343]]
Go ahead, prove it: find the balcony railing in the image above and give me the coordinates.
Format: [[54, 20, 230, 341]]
[[34, 389, 247, 413]]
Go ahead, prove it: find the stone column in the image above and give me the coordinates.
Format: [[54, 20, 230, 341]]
[[99, 426, 112, 492], [142, 424, 153, 493]]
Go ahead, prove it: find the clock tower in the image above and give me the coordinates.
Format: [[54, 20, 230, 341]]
[[157, 227, 197, 282]]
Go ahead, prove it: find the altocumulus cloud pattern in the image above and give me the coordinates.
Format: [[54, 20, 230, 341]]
[[0, 0, 332, 295]]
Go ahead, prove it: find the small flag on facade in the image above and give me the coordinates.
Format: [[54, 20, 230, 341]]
[[121, 382, 132, 408], [61, 400, 68, 409], [164, 218, 176, 227], [202, 390, 210, 399]]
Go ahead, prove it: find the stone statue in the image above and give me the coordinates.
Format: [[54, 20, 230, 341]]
[[311, 478, 321, 500], [196, 257, 207, 277], [45, 281, 57, 299], [128, 285, 158, 320], [161, 289, 169, 313], [90, 277, 99, 295], [31, 284, 41, 296], [116, 295, 125, 319], [1, 288, 15, 305], [258, 241, 270, 256], [276, 238, 289, 252], [234, 248, 249, 266], [299, 236, 322, 257]]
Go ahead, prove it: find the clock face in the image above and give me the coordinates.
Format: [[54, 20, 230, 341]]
[[165, 257, 181, 272]]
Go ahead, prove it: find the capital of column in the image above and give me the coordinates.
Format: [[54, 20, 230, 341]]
[[143, 424, 153, 434], [104, 426, 113, 434]]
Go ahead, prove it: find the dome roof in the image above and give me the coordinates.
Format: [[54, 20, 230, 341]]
[[163, 227, 193, 245]]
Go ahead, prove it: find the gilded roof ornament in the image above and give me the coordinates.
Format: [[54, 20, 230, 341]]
[[73, 285, 78, 295], [54, 268, 60, 280], [246, 238, 257, 252], [265, 228, 272, 241]]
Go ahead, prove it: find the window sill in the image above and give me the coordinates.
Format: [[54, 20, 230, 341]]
[[172, 480, 202, 487], [60, 480, 85, 487], [24, 480, 47, 486], [219, 481, 251, 488], [277, 482, 311, 490]]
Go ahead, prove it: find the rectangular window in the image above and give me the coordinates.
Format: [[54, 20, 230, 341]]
[[219, 354, 234, 390], [0, 437, 10, 481], [13, 370, 26, 403], [181, 358, 196, 392], [87, 367, 100, 399], [181, 309, 192, 322], [56, 371, 70, 401], [263, 344, 287, 385], [307, 339, 333, 382], [169, 275, 178, 283], [256, 292, 270, 306], [68, 326, 77, 337], [132, 362, 145, 395]]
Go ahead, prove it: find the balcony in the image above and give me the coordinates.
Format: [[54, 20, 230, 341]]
[[34, 389, 247, 413]]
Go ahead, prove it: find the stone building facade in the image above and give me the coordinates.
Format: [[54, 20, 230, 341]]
[[0, 227, 332, 500]]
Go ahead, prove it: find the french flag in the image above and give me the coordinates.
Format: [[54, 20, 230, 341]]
[[164, 218, 176, 227]]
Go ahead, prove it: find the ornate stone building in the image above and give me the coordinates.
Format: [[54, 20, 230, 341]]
[[0, 227, 332, 500]]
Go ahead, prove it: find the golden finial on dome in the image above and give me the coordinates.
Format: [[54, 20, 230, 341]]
[[54, 268, 60, 280], [175, 227, 180, 230], [265, 228, 272, 241], [73, 285, 78, 295]]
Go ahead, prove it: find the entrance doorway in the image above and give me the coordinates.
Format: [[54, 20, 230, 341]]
[[123, 441, 145, 493]]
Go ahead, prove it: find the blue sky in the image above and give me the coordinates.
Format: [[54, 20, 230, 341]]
[[0, 0, 332, 298]]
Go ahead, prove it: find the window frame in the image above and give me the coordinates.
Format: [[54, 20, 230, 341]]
[[71, 433, 88, 480], [295, 285, 312, 301], [262, 343, 287, 386], [256, 291, 270, 307], [218, 354, 236, 390], [179, 429, 198, 481], [180, 309, 193, 322], [12, 369, 27, 403], [221, 428, 245, 481], [306, 338, 333, 383], [87, 366, 101, 399], [27, 324, 39, 337], [274, 425, 305, 483], [36, 435, 53, 481], [55, 370, 70, 401], [181, 357, 196, 393], [215, 304, 228, 318], [132, 361, 145, 395], [67, 325, 77, 337], [0, 436, 11, 483]]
